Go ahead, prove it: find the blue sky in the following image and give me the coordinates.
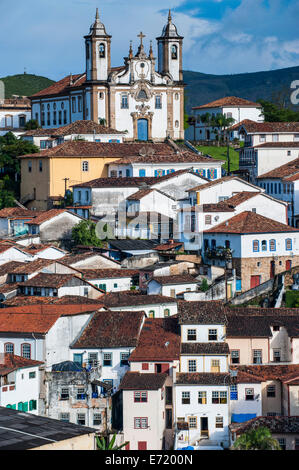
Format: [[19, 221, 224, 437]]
[[0, 0, 298, 80]]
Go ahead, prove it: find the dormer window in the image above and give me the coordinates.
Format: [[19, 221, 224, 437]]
[[99, 43, 105, 58], [171, 44, 178, 59]]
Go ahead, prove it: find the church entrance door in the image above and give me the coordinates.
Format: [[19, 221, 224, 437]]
[[137, 119, 148, 141]]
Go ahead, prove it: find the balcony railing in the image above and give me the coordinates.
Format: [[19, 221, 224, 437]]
[[205, 247, 232, 260]]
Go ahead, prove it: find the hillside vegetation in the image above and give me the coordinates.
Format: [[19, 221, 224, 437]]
[[0, 74, 54, 98]]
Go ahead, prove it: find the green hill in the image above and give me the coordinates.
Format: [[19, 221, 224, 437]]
[[0, 74, 55, 98], [183, 65, 299, 113]]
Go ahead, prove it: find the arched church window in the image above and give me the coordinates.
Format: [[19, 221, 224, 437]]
[[99, 92, 104, 100], [99, 43, 105, 58], [137, 89, 148, 100], [171, 45, 178, 59], [175, 93, 179, 100], [175, 120, 179, 128]]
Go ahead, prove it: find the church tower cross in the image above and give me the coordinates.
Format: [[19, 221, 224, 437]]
[[137, 31, 146, 47]]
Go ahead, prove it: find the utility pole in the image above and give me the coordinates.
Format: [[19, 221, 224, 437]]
[[227, 142, 231, 176], [63, 177, 70, 195]]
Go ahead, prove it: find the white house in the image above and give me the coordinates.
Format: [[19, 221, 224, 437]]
[[203, 211, 299, 292], [229, 371, 262, 424], [257, 157, 299, 227], [236, 120, 299, 182], [186, 96, 263, 142], [70, 310, 145, 390], [147, 274, 198, 298], [0, 244, 33, 266], [0, 98, 31, 137], [78, 268, 139, 293], [0, 354, 44, 415], [174, 301, 231, 449]]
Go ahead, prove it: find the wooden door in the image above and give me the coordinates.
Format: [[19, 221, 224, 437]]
[[138, 441, 147, 450], [250, 275, 260, 289]]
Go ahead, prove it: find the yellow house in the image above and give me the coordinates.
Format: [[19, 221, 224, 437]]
[[19, 141, 131, 210]]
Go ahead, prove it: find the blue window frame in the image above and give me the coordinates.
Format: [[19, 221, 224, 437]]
[[286, 238, 292, 251], [253, 240, 259, 252], [261, 240, 267, 251], [230, 385, 238, 400], [270, 239, 276, 251], [139, 169, 146, 177]]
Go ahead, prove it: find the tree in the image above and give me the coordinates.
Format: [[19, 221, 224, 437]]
[[96, 434, 129, 451], [233, 427, 281, 450], [210, 113, 236, 143], [0, 178, 15, 209], [199, 278, 209, 292], [71, 220, 103, 247], [258, 99, 299, 122], [24, 119, 41, 130]]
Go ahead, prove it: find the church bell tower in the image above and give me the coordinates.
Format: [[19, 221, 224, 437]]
[[156, 10, 183, 82], [84, 8, 112, 82]]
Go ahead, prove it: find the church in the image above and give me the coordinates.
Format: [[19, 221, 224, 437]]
[[30, 9, 185, 142]]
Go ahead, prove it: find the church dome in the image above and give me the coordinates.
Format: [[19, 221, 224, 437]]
[[160, 10, 181, 38], [89, 8, 109, 37]]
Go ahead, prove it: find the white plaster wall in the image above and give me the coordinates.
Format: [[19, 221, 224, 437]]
[[180, 354, 228, 373], [0, 366, 41, 414], [0, 336, 44, 361], [108, 302, 178, 318], [229, 383, 262, 417], [257, 148, 299, 177], [181, 325, 226, 344]]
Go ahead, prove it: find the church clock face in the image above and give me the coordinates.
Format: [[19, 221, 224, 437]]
[[135, 61, 149, 79]]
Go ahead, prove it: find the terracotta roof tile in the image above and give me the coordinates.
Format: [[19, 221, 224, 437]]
[[257, 157, 299, 180], [0, 354, 44, 376], [101, 291, 178, 308], [150, 274, 198, 286], [178, 301, 227, 324], [26, 209, 77, 225], [30, 74, 86, 98], [192, 96, 261, 110], [240, 121, 299, 133], [70, 310, 145, 348], [204, 211, 297, 234], [181, 342, 229, 355], [176, 372, 231, 385], [119, 371, 167, 390], [253, 142, 299, 149], [79, 268, 139, 279], [2, 296, 104, 307], [235, 365, 299, 382], [22, 120, 123, 137], [8, 258, 54, 275], [17, 273, 81, 288], [129, 317, 181, 362], [154, 241, 183, 251], [230, 416, 299, 435]]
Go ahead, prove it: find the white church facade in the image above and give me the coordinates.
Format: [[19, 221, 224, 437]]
[[30, 9, 185, 142]]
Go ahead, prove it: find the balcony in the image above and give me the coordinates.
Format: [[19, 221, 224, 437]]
[[205, 247, 232, 260]]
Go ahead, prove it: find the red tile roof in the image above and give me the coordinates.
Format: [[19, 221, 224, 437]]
[[0, 354, 44, 376], [204, 211, 298, 234], [2, 295, 104, 307], [154, 241, 183, 251], [0, 208, 43, 219], [192, 96, 261, 110], [254, 142, 299, 149], [8, 258, 54, 275], [26, 209, 79, 225], [70, 310, 145, 348], [79, 268, 139, 279], [150, 274, 198, 285], [22, 120, 123, 137], [188, 175, 255, 193], [30, 74, 86, 98], [129, 317, 181, 362], [240, 121, 299, 133], [119, 371, 167, 390], [230, 416, 299, 435]]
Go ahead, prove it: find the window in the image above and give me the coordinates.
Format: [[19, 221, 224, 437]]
[[267, 385, 276, 397], [142, 363, 149, 370], [155, 95, 162, 109], [47, 112, 51, 125], [277, 438, 286, 450], [29, 372, 36, 379], [148, 310, 155, 318], [175, 120, 179, 128], [60, 413, 70, 422], [78, 96, 82, 112], [198, 391, 207, 404], [171, 44, 178, 59], [211, 360, 220, 372], [120, 352, 129, 367], [121, 94, 129, 109], [72, 97, 76, 113], [19, 115, 26, 127], [60, 388, 69, 400], [208, 329, 217, 341], [286, 238, 292, 251], [230, 385, 238, 400], [259, 134, 266, 142], [215, 416, 223, 428], [134, 392, 147, 403], [21, 343, 31, 359], [245, 388, 254, 400], [77, 413, 86, 425], [41, 112, 45, 126], [82, 161, 89, 172], [29, 400, 37, 411], [182, 392, 190, 404], [93, 413, 102, 426], [253, 240, 259, 252], [253, 350, 262, 364], [273, 325, 280, 331], [273, 349, 281, 362], [139, 169, 146, 177], [164, 309, 170, 317], [39, 160, 43, 172], [134, 417, 148, 429], [58, 110, 62, 125], [28, 161, 32, 173], [188, 416, 197, 429], [63, 110, 67, 124], [53, 111, 57, 125], [261, 240, 267, 251], [231, 350, 240, 364], [205, 215, 212, 225], [287, 150, 291, 156], [270, 239, 276, 251], [99, 43, 105, 58], [188, 360, 197, 372], [272, 134, 279, 142], [4, 343, 14, 354], [88, 352, 98, 367], [187, 329, 196, 341], [212, 391, 227, 404], [103, 353, 112, 366]]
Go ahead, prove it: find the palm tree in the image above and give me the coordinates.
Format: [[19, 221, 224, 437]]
[[233, 427, 282, 450], [210, 113, 236, 144], [96, 433, 129, 450]]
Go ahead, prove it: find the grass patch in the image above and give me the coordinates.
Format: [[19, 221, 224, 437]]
[[196, 145, 240, 172], [285, 290, 299, 308]]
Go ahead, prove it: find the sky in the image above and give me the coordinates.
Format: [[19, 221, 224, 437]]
[[0, 0, 298, 80]]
